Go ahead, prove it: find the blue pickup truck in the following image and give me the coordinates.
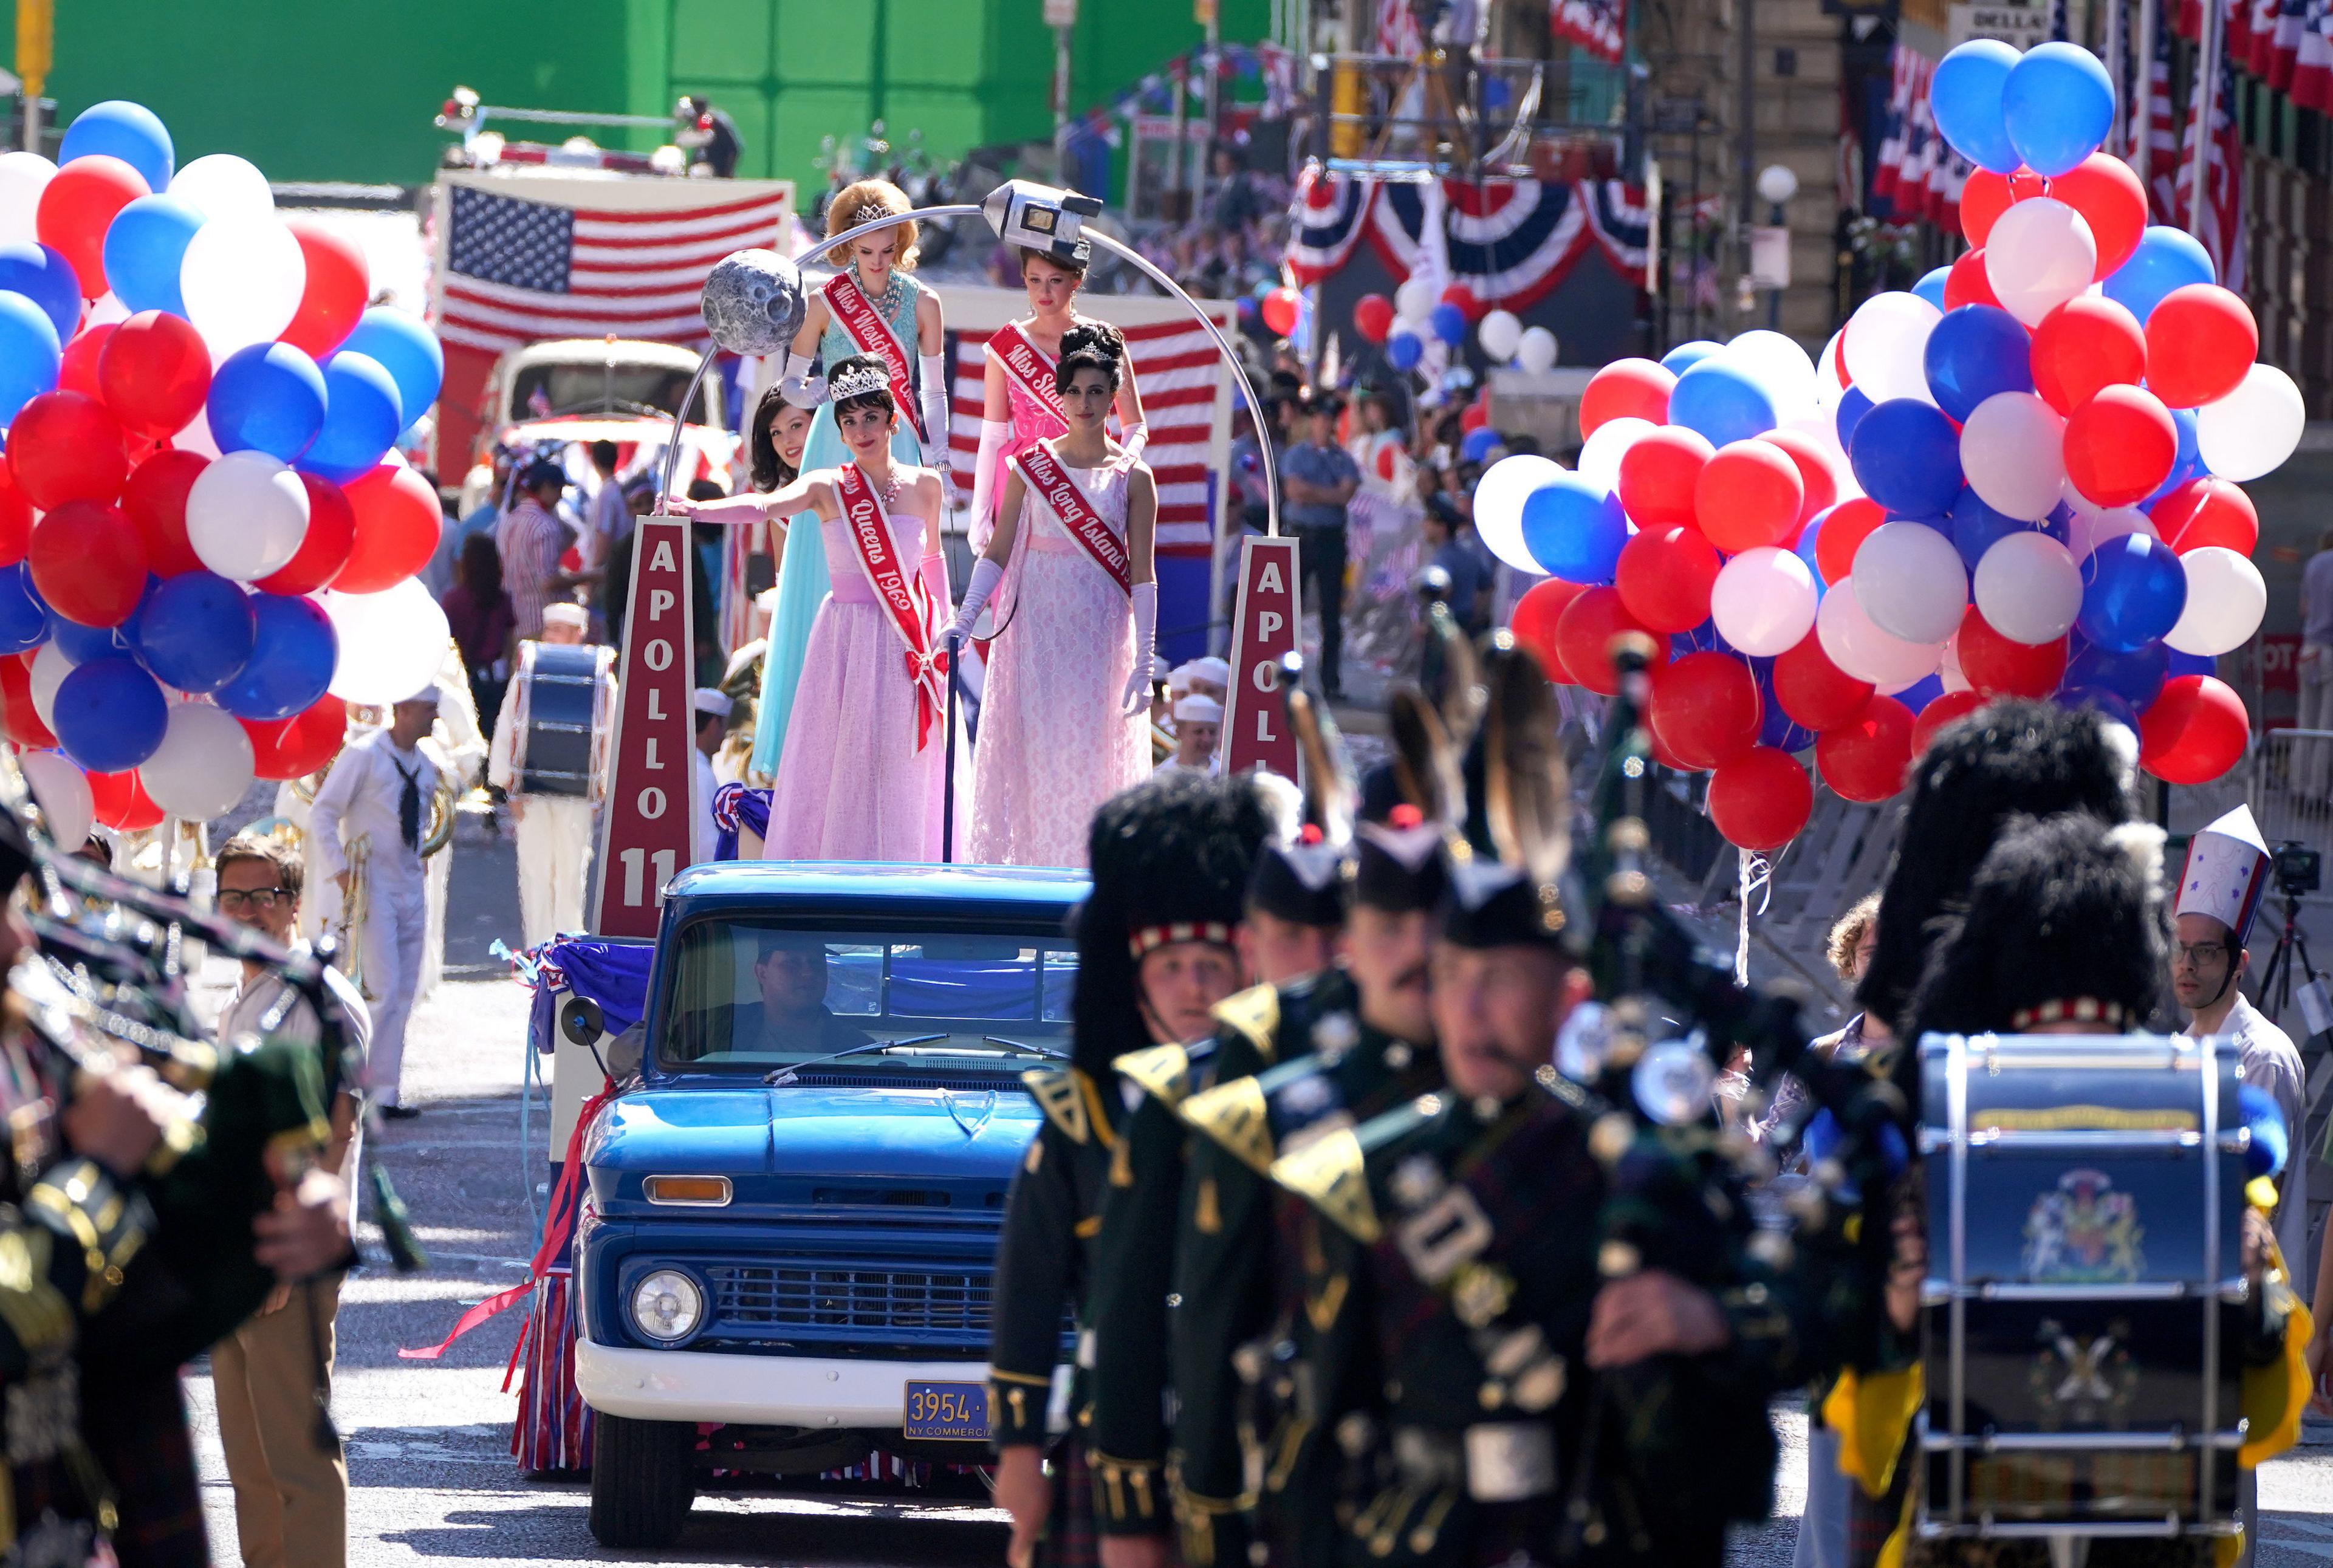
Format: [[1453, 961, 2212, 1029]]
[[564, 861, 1087, 1547]]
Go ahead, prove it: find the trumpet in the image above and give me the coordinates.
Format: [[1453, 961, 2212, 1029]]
[[332, 832, 371, 1001]]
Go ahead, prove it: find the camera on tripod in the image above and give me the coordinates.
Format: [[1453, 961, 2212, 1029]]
[[2274, 840, 2321, 898]]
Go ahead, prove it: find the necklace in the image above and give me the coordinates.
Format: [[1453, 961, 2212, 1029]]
[[865, 464, 905, 504], [855, 266, 906, 320]]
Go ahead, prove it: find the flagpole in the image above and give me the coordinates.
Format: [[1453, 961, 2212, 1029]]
[[2135, 0, 2156, 194], [2106, 0, 2126, 156], [2188, 0, 2219, 240]]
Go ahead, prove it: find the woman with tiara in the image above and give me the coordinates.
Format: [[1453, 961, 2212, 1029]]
[[680, 354, 961, 860], [751, 179, 952, 786], [947, 323, 1154, 867]]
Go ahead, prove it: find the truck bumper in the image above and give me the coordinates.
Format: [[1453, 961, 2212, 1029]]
[[575, 1340, 998, 1428]]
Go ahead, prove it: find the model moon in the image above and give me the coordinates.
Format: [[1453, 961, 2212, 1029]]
[[702, 248, 808, 356]]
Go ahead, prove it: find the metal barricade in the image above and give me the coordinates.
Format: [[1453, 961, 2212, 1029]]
[[2249, 728, 2333, 908]]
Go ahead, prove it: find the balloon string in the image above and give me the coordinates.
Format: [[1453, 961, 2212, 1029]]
[[1735, 848, 1773, 987]]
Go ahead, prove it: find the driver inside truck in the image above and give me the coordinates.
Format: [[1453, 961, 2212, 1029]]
[[711, 930, 873, 1060]]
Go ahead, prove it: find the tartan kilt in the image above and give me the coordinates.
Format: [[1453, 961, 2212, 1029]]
[[1043, 1437, 1100, 1568]]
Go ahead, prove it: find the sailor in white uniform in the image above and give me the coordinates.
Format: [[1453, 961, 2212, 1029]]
[[488, 603, 612, 948], [693, 688, 731, 865]]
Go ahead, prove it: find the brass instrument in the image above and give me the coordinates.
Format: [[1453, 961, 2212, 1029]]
[[332, 834, 371, 1001], [289, 767, 456, 858]]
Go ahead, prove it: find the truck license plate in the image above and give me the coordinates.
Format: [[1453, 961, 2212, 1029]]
[[902, 1380, 988, 1440]]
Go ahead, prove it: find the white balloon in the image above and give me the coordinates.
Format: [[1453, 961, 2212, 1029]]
[[138, 702, 256, 821], [1473, 454, 1562, 575], [180, 216, 305, 357], [323, 580, 454, 707], [2165, 546, 2267, 656], [1851, 521, 1968, 645], [1576, 417, 1654, 493], [1959, 391, 2067, 522], [1984, 198, 2098, 327], [19, 751, 92, 851], [1478, 309, 1524, 360], [1724, 329, 1818, 423], [2196, 363, 2304, 482], [187, 451, 310, 581], [1842, 292, 1941, 405], [167, 153, 275, 222], [1710, 547, 1819, 656], [2067, 505, 2156, 560], [1394, 275, 1439, 323], [1939, 634, 1972, 693], [0, 152, 55, 248], [1817, 575, 1945, 687], [1814, 330, 1847, 408], [28, 645, 74, 733], [1516, 326, 1558, 375], [1972, 530, 2083, 644], [84, 291, 130, 327]]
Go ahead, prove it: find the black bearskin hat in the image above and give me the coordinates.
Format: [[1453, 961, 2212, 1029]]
[[1906, 812, 2170, 1042], [1073, 771, 1276, 1073], [1857, 697, 2134, 1038]]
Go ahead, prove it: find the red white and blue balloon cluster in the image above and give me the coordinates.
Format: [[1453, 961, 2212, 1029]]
[[1489, 40, 2286, 854], [0, 100, 453, 847]]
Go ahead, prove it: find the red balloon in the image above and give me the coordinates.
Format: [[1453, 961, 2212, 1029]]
[[7, 391, 130, 508], [1581, 359, 1676, 436], [1910, 688, 1989, 758], [1960, 168, 2046, 247], [87, 768, 163, 832], [1354, 293, 1394, 346], [1509, 578, 1586, 682], [1615, 524, 1722, 634], [1459, 400, 1489, 434], [338, 463, 445, 592], [1943, 248, 2002, 313], [119, 449, 208, 577], [0, 655, 52, 748], [2029, 296, 2146, 417], [1757, 429, 1840, 526], [1615, 425, 1713, 530], [0, 467, 29, 569], [2144, 284, 2258, 409], [1440, 283, 1484, 321], [1554, 586, 1669, 696], [1707, 745, 1814, 850], [1816, 694, 1916, 803], [2047, 154, 2147, 279], [1259, 287, 1301, 338], [1695, 440, 1804, 553], [242, 694, 349, 782], [1648, 651, 1761, 770], [29, 502, 147, 627], [58, 322, 113, 400], [2151, 477, 2258, 556], [1812, 498, 1886, 587], [1954, 607, 2067, 698], [2063, 386, 2177, 507], [2139, 674, 2249, 784], [36, 156, 148, 296], [279, 219, 371, 357], [257, 475, 359, 595], [1773, 631, 1876, 731], [97, 310, 212, 438]]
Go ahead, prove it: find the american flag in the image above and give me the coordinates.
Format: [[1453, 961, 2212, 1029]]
[[1550, 0, 1629, 62], [2173, 7, 2248, 292], [2295, 0, 2333, 108], [2146, 5, 2181, 219], [1375, 0, 1424, 53]]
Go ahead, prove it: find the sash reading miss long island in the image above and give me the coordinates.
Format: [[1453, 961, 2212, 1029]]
[[824, 273, 927, 443], [1012, 444, 1132, 598], [832, 462, 948, 750], [987, 322, 1067, 435]]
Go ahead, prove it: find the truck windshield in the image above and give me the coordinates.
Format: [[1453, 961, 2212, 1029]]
[[508, 361, 717, 425], [659, 920, 1077, 1070]]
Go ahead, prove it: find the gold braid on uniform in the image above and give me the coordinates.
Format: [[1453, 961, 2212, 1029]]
[[1089, 1449, 1163, 1525], [26, 1159, 146, 1314]]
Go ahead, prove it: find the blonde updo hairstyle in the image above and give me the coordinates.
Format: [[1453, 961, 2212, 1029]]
[[824, 179, 920, 270]]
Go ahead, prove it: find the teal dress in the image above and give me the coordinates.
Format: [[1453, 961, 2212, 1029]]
[[750, 273, 932, 780]]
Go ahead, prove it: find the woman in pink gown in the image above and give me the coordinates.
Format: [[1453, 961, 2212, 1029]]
[[948, 324, 1155, 868], [678, 354, 963, 861]]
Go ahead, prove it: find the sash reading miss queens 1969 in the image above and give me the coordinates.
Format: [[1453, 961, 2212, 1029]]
[[823, 272, 926, 443], [987, 322, 1067, 436], [832, 462, 947, 750], [1012, 443, 1131, 598]]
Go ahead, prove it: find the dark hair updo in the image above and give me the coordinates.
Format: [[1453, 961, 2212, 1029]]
[[1055, 321, 1126, 397], [1021, 245, 1091, 282], [826, 352, 898, 422]]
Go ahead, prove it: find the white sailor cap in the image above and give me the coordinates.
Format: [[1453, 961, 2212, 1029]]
[[1168, 663, 1197, 694], [1174, 694, 1224, 725], [1189, 657, 1231, 687], [542, 602, 588, 630], [693, 687, 735, 719], [2174, 804, 2271, 947], [399, 681, 442, 707]]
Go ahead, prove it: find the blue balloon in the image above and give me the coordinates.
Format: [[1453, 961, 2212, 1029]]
[[1660, 340, 1722, 375], [1894, 673, 1946, 715], [1672, 619, 1738, 657], [1519, 476, 1628, 584], [47, 614, 123, 665], [2101, 227, 2215, 323], [340, 308, 445, 423], [2001, 44, 2115, 177], [214, 594, 337, 721], [1386, 331, 1423, 371], [50, 657, 166, 773], [0, 565, 45, 654], [1459, 426, 1502, 464], [1947, 488, 2035, 569], [1834, 385, 1876, 453], [1849, 399, 1964, 517], [300, 352, 403, 484], [1756, 665, 1816, 752], [0, 292, 60, 423], [1913, 267, 1951, 313], [1931, 39, 2024, 174], [2166, 647, 2218, 679], [2066, 634, 2169, 709], [0, 244, 82, 341], [135, 571, 255, 694], [101, 195, 202, 317], [58, 101, 173, 196], [2078, 533, 2187, 652], [2055, 683, 2140, 732], [207, 343, 327, 462], [1427, 302, 1467, 345], [1794, 508, 1830, 591], [1924, 304, 2034, 423], [1668, 358, 1777, 446], [2140, 408, 2203, 506], [2241, 1082, 2289, 1180]]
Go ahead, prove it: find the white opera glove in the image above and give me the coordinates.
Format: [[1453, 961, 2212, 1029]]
[[1122, 581, 1157, 716], [778, 351, 825, 409], [919, 352, 952, 472], [948, 557, 1005, 642], [968, 417, 1010, 530], [1120, 420, 1149, 460]]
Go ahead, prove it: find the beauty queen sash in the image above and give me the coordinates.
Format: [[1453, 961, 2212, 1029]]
[[987, 321, 1068, 436], [832, 462, 947, 750], [1010, 444, 1131, 599], [823, 272, 926, 443]]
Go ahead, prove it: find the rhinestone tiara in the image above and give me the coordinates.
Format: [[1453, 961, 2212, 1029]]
[[828, 362, 892, 402], [848, 202, 902, 230]]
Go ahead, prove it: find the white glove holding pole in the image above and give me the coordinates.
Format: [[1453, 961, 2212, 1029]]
[[778, 351, 825, 409], [1121, 581, 1157, 717], [948, 558, 1004, 643], [967, 418, 1010, 544], [919, 352, 952, 475]]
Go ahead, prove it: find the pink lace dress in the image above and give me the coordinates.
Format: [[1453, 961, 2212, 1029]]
[[966, 450, 1149, 868]]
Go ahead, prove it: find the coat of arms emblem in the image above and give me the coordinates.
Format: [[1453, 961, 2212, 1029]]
[[2020, 1168, 2145, 1284]]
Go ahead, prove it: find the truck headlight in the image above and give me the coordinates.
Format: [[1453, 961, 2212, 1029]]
[[629, 1268, 704, 1343]]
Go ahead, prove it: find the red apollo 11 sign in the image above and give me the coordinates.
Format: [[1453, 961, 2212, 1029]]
[[590, 518, 701, 938], [1220, 534, 1302, 780]]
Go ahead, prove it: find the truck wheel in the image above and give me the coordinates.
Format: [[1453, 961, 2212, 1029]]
[[588, 1413, 695, 1547]]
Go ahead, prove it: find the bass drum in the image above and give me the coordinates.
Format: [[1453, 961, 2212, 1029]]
[[512, 642, 614, 800]]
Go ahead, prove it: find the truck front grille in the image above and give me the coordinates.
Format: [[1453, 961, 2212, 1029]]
[[708, 1262, 994, 1336]]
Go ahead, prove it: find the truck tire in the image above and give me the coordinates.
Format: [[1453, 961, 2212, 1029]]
[[588, 1413, 694, 1547]]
